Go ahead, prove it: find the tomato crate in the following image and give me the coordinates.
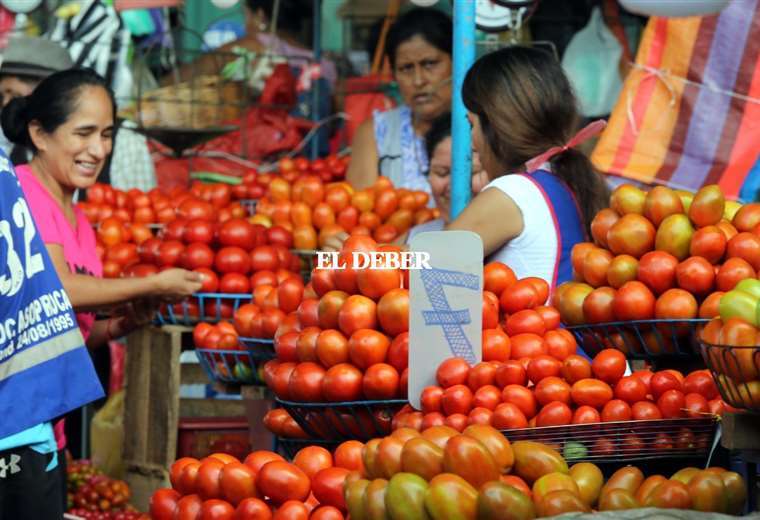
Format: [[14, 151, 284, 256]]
[[500, 417, 717, 464], [275, 398, 407, 441], [177, 417, 250, 461], [697, 338, 760, 412], [155, 293, 253, 325], [274, 437, 340, 459], [196, 348, 269, 385], [567, 318, 709, 359]]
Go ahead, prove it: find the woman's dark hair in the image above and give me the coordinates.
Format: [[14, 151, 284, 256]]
[[462, 46, 609, 231], [386, 8, 452, 68], [425, 112, 451, 163], [1, 67, 115, 153], [246, 0, 311, 37]]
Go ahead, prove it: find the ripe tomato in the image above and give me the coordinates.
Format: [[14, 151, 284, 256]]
[[158, 240, 185, 267], [716, 257, 756, 291], [441, 384, 474, 415], [631, 401, 662, 420], [657, 389, 686, 418], [356, 267, 402, 301], [421, 386, 444, 413], [322, 363, 363, 402], [676, 256, 715, 296], [591, 349, 627, 385], [333, 440, 364, 472], [683, 369, 718, 400], [535, 305, 561, 330], [235, 498, 272, 519], [257, 461, 310, 505], [193, 267, 219, 293], [582, 286, 616, 324], [311, 467, 350, 511], [495, 360, 527, 387], [582, 248, 614, 288], [196, 458, 225, 500], [387, 332, 409, 373], [650, 371, 682, 399], [219, 273, 250, 294], [698, 291, 724, 319], [561, 355, 592, 384], [483, 262, 517, 296], [467, 362, 497, 390], [296, 327, 320, 362], [571, 242, 596, 275], [219, 462, 257, 506], [336, 294, 376, 336], [654, 288, 698, 321], [491, 403, 528, 429], [318, 290, 349, 330], [270, 362, 297, 399], [571, 405, 600, 424], [215, 247, 251, 274], [570, 378, 613, 409], [591, 208, 620, 247], [637, 251, 679, 295], [613, 281, 655, 320], [267, 225, 294, 249], [348, 329, 390, 369], [544, 329, 577, 360], [726, 231, 760, 270], [536, 401, 573, 426], [436, 358, 470, 388], [501, 385, 538, 419], [472, 385, 502, 410], [363, 363, 400, 399], [377, 288, 409, 336], [600, 399, 632, 421], [297, 298, 320, 328], [292, 446, 332, 481], [482, 329, 511, 362], [527, 355, 562, 384], [251, 245, 280, 272], [315, 329, 348, 368], [614, 376, 648, 404], [499, 280, 540, 314], [506, 309, 546, 336], [149, 488, 180, 520], [261, 308, 286, 338], [534, 376, 571, 406], [684, 392, 710, 418], [509, 333, 545, 359], [606, 214, 655, 258], [217, 218, 253, 248], [690, 225, 727, 264], [274, 332, 299, 363]]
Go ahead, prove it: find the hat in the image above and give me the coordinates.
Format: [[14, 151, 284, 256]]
[[0, 36, 74, 78]]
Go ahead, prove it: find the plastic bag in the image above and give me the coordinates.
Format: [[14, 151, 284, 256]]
[[562, 7, 623, 117], [90, 390, 125, 478]]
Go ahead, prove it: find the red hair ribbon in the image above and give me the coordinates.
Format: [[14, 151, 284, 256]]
[[524, 119, 607, 173]]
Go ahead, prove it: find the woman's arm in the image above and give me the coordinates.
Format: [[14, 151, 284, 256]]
[[346, 119, 380, 190], [445, 188, 525, 256], [86, 298, 161, 349], [46, 244, 202, 311]]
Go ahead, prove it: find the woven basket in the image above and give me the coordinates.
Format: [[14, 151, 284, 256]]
[[130, 75, 243, 129]]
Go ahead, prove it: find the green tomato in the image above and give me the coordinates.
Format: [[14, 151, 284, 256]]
[[719, 290, 759, 326], [735, 278, 760, 299], [563, 441, 588, 461]]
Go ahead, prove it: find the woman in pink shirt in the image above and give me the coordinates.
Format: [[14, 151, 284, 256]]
[[1, 69, 203, 471]]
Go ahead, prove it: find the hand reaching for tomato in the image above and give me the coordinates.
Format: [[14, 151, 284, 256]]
[[153, 268, 203, 301]]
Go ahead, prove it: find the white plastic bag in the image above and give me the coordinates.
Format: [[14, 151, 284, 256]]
[[562, 7, 623, 117]]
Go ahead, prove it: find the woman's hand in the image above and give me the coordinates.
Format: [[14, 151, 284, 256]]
[[322, 231, 350, 252], [152, 268, 203, 301]]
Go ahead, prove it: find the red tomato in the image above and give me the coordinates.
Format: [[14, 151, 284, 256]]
[[315, 329, 349, 368], [657, 389, 686, 418], [363, 363, 400, 399], [183, 219, 215, 245], [570, 378, 613, 409], [650, 371, 682, 399], [527, 355, 562, 384], [683, 370, 718, 400], [194, 267, 219, 293], [267, 225, 294, 249], [318, 290, 349, 330], [215, 247, 251, 274], [158, 240, 185, 267], [337, 295, 377, 336], [482, 291, 500, 329], [582, 286, 616, 324], [536, 401, 572, 426], [571, 405, 600, 424], [333, 440, 365, 472], [420, 386, 444, 413], [495, 360, 527, 387], [311, 466, 350, 510], [293, 446, 332, 481], [288, 362, 326, 402], [272, 500, 309, 520], [483, 262, 517, 296], [600, 399, 632, 422], [591, 349, 627, 385], [509, 333, 545, 359], [377, 288, 409, 336], [716, 257, 756, 291], [436, 358, 470, 388], [654, 288, 698, 319], [613, 281, 655, 320], [726, 231, 760, 270], [196, 458, 225, 500], [637, 251, 679, 295], [535, 305, 561, 330], [544, 329, 577, 360], [251, 246, 280, 272], [441, 384, 474, 416], [614, 376, 648, 404], [631, 401, 662, 420], [499, 280, 540, 314], [322, 363, 363, 402], [676, 256, 715, 296], [534, 376, 571, 406], [690, 225, 727, 264], [561, 355, 592, 384], [256, 461, 311, 505], [278, 278, 305, 314], [387, 332, 409, 373], [472, 385, 502, 410], [684, 392, 709, 418], [491, 402, 528, 429], [501, 385, 538, 419], [467, 362, 497, 390], [482, 329, 511, 362], [505, 309, 545, 336], [150, 488, 180, 520], [219, 273, 251, 294], [348, 329, 390, 370]]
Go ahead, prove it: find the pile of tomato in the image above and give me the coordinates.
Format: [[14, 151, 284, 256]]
[[555, 184, 760, 335], [252, 174, 439, 249], [151, 443, 363, 520]]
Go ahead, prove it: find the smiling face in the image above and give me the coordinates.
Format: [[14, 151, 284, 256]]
[[30, 85, 114, 190], [428, 136, 489, 222], [393, 35, 452, 124]]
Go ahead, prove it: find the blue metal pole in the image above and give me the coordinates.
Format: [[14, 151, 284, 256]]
[[450, 0, 476, 220], [310, 0, 322, 160]]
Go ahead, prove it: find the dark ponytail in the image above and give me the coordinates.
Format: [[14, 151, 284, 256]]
[[0, 67, 115, 154], [550, 149, 609, 232], [1, 96, 33, 148]]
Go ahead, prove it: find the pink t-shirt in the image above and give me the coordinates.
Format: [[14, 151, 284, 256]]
[[16, 164, 103, 340]]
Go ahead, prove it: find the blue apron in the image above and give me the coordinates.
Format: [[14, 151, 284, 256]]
[[0, 152, 103, 438]]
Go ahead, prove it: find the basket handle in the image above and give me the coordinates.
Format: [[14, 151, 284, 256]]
[[370, 0, 401, 75]]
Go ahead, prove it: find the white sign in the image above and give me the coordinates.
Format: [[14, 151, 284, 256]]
[[408, 231, 483, 409]]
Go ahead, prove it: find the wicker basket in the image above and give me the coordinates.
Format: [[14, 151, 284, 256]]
[[128, 75, 243, 129]]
